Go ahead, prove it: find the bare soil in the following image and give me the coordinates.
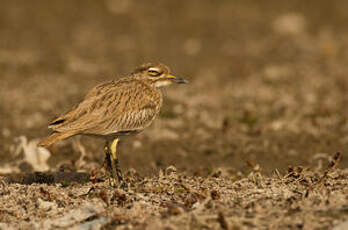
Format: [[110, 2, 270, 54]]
[[1, 0, 348, 229], [1, 158, 348, 229]]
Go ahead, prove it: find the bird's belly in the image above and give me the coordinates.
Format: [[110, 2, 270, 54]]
[[118, 108, 158, 130]]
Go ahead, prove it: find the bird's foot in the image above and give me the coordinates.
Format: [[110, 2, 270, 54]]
[[107, 166, 126, 188], [109, 177, 117, 187]]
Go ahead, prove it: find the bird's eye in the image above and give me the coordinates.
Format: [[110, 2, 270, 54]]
[[148, 69, 161, 76]]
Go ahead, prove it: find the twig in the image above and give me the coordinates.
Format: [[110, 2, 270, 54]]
[[305, 152, 342, 197]]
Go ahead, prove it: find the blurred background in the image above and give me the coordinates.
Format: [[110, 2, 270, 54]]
[[1, 0, 348, 176]]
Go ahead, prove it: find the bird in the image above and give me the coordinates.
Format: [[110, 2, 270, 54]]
[[38, 62, 188, 186]]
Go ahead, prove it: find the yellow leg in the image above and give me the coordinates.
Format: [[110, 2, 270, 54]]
[[104, 142, 116, 187], [110, 138, 119, 158], [109, 138, 123, 186]]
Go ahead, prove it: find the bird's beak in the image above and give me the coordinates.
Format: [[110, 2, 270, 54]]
[[167, 74, 188, 84]]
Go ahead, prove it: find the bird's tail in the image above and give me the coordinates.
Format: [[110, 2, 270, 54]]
[[38, 131, 76, 147]]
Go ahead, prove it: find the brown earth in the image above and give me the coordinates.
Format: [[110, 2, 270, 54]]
[[1, 0, 348, 229], [1, 158, 348, 229]]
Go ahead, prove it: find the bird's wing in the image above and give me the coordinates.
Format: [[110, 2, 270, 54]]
[[49, 79, 161, 135], [48, 80, 116, 130]]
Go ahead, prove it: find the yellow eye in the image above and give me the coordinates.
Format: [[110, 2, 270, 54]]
[[148, 69, 161, 76]]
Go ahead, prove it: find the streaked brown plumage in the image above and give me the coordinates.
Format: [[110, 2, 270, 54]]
[[39, 62, 187, 186]]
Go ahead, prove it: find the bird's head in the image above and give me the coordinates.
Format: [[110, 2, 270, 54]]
[[132, 63, 188, 88]]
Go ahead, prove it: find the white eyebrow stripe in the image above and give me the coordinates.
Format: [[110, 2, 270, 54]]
[[148, 67, 160, 72]]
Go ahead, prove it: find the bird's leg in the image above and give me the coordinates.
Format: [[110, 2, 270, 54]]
[[109, 138, 124, 185], [104, 141, 116, 187]]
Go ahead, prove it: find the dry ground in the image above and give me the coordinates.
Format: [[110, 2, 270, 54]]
[[1, 0, 348, 229], [1, 157, 348, 229]]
